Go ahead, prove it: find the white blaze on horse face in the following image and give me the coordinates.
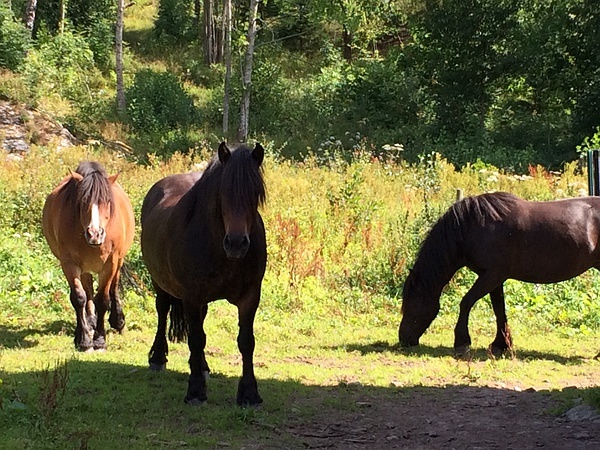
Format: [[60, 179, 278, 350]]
[[85, 203, 105, 245], [91, 203, 100, 231]]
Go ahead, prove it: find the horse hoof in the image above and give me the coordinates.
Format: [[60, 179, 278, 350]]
[[488, 345, 505, 358], [149, 363, 166, 372], [237, 393, 263, 407], [454, 345, 471, 359], [185, 397, 207, 406]]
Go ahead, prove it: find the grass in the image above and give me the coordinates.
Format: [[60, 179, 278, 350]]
[[1, 301, 599, 448]]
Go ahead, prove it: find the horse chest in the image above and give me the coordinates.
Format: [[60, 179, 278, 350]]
[[175, 258, 256, 301]]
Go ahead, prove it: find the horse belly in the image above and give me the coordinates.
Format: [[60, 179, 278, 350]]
[[510, 245, 594, 284]]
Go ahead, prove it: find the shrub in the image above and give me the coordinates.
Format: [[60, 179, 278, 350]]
[[21, 30, 100, 104], [154, 0, 194, 43], [125, 69, 198, 135], [0, 4, 32, 71]]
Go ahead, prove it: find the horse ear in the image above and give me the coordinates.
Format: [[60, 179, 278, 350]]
[[218, 142, 231, 164], [252, 143, 264, 166], [69, 169, 83, 182], [108, 172, 120, 184]]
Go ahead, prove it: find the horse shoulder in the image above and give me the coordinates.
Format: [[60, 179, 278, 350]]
[[42, 178, 75, 257]]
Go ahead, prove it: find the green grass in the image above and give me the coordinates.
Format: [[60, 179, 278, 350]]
[[1, 300, 599, 448]]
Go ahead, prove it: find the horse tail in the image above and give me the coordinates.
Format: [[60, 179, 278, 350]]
[[168, 297, 188, 343]]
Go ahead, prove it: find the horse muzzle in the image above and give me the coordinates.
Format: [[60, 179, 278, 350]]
[[223, 233, 250, 260], [398, 320, 421, 347], [85, 227, 106, 246]]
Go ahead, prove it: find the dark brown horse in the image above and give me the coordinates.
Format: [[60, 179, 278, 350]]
[[399, 191, 600, 356], [42, 161, 135, 351], [141, 142, 267, 406]]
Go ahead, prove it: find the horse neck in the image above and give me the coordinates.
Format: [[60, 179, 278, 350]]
[[413, 225, 465, 296], [183, 170, 224, 235]]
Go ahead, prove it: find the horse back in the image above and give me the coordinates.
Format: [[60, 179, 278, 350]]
[[141, 172, 203, 225], [464, 195, 600, 282]]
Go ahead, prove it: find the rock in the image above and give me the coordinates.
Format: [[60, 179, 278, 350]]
[[0, 100, 76, 158], [564, 404, 600, 422]]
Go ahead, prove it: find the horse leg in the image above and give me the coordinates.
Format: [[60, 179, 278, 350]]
[[148, 282, 172, 371], [489, 284, 512, 357], [93, 259, 119, 350], [184, 302, 209, 405], [81, 273, 97, 331], [108, 258, 126, 332], [235, 290, 262, 406], [62, 265, 94, 351], [454, 273, 503, 358]]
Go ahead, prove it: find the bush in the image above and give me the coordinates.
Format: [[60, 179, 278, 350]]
[[154, 0, 194, 43], [33, 0, 116, 68], [0, 4, 32, 71], [21, 30, 102, 106], [125, 69, 198, 135]]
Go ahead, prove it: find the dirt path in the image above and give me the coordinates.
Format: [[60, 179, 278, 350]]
[[278, 386, 599, 449]]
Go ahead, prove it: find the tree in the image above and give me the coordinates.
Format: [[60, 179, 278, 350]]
[[222, 0, 232, 135], [116, 0, 125, 114], [24, 0, 37, 32], [237, 0, 260, 142]]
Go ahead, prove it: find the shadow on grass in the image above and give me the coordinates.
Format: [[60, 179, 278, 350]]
[[336, 341, 591, 365], [0, 320, 72, 349], [0, 359, 598, 449]]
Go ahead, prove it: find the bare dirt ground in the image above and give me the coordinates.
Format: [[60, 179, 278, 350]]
[[279, 386, 599, 449]]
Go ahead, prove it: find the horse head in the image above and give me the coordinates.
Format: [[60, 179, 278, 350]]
[[217, 142, 265, 260], [71, 168, 118, 247], [399, 269, 440, 347]]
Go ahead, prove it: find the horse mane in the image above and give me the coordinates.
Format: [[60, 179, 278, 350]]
[[64, 161, 115, 216], [187, 144, 266, 221], [402, 192, 517, 310]]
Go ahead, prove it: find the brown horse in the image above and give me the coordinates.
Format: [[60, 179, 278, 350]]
[[42, 161, 135, 351], [141, 142, 267, 406], [399, 192, 600, 356]]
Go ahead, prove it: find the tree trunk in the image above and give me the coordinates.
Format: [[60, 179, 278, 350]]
[[23, 0, 37, 32], [194, 0, 201, 39], [203, 0, 215, 64], [115, 0, 126, 114], [237, 0, 260, 142], [342, 24, 352, 61], [222, 0, 232, 136], [59, 0, 66, 34]]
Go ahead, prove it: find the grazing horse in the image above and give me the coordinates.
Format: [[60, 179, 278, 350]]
[[141, 142, 267, 406], [399, 192, 600, 356], [42, 161, 135, 351]]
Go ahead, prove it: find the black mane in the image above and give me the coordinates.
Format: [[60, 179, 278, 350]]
[[404, 192, 517, 302], [191, 144, 266, 218]]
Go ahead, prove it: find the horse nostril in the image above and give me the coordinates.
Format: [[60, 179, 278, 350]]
[[223, 233, 250, 259]]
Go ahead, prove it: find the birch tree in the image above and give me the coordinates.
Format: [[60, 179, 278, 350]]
[[23, 0, 37, 32], [237, 0, 260, 142], [222, 0, 232, 135], [115, 0, 125, 114]]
